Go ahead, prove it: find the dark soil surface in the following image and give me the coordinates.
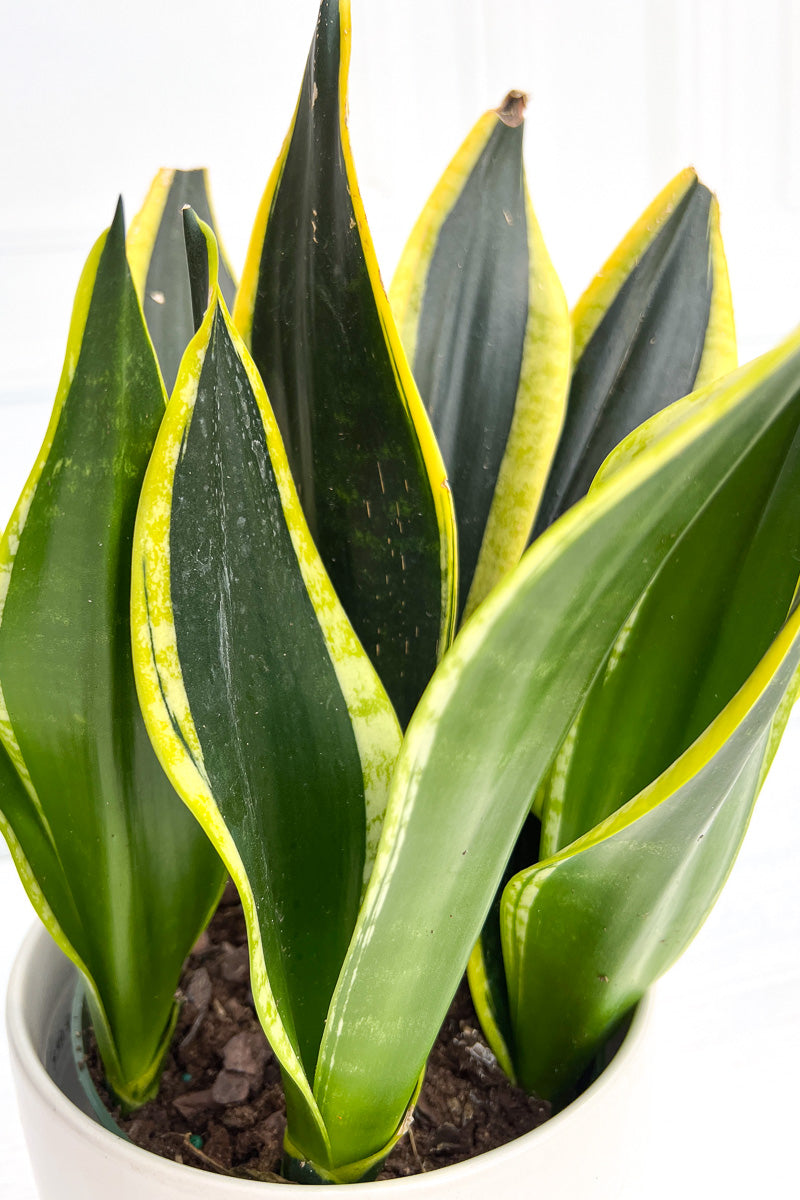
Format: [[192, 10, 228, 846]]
[[90, 884, 550, 1181]]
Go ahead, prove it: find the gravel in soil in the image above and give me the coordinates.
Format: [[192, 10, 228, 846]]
[[90, 884, 551, 1181]]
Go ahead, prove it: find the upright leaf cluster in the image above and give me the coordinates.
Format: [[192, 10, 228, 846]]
[[1, 0, 797, 1185]]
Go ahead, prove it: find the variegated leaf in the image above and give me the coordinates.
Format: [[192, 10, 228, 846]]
[[234, 0, 456, 727], [0, 203, 225, 1107], [132, 209, 402, 1172], [128, 167, 237, 393], [391, 92, 570, 622], [530, 167, 736, 538]]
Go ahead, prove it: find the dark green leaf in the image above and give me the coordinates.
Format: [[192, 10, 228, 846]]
[[391, 94, 570, 622], [128, 168, 236, 392], [531, 169, 735, 539], [133, 209, 402, 1170], [235, 0, 456, 726], [0, 204, 225, 1105]]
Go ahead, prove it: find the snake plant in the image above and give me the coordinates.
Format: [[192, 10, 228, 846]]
[[1, 0, 798, 1186]]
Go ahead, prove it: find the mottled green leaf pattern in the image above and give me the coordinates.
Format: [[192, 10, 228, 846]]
[[235, 0, 455, 726], [0, 205, 224, 1106]]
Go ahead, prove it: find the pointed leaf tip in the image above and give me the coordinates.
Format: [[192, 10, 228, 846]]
[[530, 166, 731, 540], [106, 197, 127, 255], [497, 91, 527, 127], [182, 206, 212, 335]]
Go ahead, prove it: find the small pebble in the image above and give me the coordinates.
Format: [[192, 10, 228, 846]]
[[212, 1069, 251, 1106], [186, 967, 212, 1007], [222, 1031, 270, 1077], [220, 943, 250, 984], [173, 1088, 216, 1119], [180, 967, 213, 1047]]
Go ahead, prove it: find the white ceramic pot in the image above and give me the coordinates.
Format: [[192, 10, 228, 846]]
[[7, 925, 654, 1199]]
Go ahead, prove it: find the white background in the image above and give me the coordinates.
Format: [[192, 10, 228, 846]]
[[0, 1, 799, 1196]]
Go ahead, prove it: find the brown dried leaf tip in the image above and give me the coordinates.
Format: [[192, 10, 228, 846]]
[[497, 91, 527, 128]]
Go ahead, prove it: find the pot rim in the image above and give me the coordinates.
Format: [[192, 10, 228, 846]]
[[6, 923, 655, 1192]]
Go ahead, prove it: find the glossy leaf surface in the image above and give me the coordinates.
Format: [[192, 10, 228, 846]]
[[128, 168, 236, 393], [0, 206, 225, 1106], [471, 331, 800, 1095], [234, 0, 456, 726], [537, 342, 800, 856], [504, 603, 800, 1100], [530, 168, 736, 539], [132, 211, 402, 1172], [315, 327, 800, 1160], [391, 93, 570, 622]]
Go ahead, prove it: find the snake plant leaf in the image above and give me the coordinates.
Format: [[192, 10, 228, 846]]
[[127, 167, 237, 393], [390, 92, 570, 623], [537, 337, 800, 858], [463, 812, 541, 1082], [474, 333, 800, 1075], [234, 0, 456, 727], [0, 203, 225, 1108], [502, 604, 800, 1101], [312, 325, 800, 1167], [132, 210, 402, 1172], [530, 167, 736, 540]]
